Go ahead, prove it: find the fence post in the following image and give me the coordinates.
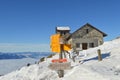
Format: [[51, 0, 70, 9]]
[[97, 49, 102, 61]]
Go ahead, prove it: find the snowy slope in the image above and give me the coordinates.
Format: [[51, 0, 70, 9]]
[[0, 38, 120, 80]]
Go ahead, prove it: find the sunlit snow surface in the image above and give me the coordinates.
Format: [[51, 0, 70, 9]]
[[1, 38, 120, 80]]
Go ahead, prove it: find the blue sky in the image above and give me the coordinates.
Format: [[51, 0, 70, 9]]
[[0, 0, 120, 52]]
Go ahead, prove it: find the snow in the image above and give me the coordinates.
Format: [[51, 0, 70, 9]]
[[0, 38, 120, 80], [56, 27, 70, 30]]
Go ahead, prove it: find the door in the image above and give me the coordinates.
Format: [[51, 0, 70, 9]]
[[82, 43, 87, 50]]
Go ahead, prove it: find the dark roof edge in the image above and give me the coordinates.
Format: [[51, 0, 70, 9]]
[[72, 23, 107, 37]]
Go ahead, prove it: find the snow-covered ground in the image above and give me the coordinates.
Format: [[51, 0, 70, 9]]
[[0, 38, 120, 80]]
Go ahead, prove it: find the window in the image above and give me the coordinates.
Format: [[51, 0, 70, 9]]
[[60, 31, 66, 35], [89, 43, 94, 48], [76, 43, 80, 48], [86, 29, 89, 33]]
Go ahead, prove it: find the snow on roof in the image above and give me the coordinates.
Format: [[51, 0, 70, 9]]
[[56, 27, 70, 30]]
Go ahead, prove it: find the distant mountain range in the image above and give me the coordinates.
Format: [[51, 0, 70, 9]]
[[0, 52, 51, 59]]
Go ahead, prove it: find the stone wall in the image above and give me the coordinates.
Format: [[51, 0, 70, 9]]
[[70, 25, 104, 51]]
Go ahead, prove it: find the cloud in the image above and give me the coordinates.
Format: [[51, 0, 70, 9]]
[[0, 43, 50, 52]]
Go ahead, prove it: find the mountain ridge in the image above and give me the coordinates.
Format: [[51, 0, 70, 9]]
[[0, 52, 51, 59]]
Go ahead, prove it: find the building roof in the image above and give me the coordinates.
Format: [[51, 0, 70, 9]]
[[56, 27, 70, 31], [72, 23, 107, 37]]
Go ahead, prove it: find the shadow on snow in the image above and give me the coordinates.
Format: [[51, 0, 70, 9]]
[[84, 52, 110, 62]]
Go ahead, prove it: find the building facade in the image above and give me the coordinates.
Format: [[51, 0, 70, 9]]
[[68, 23, 107, 51]]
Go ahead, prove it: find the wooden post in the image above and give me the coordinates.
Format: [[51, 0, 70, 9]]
[[59, 44, 63, 59], [58, 37, 64, 78], [97, 49, 102, 61]]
